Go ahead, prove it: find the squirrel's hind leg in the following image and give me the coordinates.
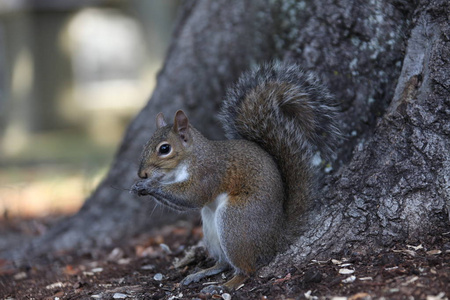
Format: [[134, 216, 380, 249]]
[[223, 273, 247, 289], [180, 261, 229, 286]]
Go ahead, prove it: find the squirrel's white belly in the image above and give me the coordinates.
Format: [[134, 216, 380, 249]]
[[201, 193, 228, 263]]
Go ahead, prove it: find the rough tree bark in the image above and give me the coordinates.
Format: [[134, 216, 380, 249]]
[[261, 0, 450, 276], [5, 0, 449, 273]]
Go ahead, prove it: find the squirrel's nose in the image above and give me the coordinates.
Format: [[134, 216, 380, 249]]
[[138, 169, 148, 179]]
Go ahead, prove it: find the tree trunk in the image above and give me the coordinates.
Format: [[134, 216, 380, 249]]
[[5, 0, 449, 271], [261, 0, 450, 276]]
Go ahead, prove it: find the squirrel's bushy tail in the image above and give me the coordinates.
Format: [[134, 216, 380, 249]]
[[219, 62, 340, 223]]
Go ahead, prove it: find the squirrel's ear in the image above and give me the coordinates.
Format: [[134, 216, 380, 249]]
[[156, 112, 167, 128], [174, 110, 190, 143]]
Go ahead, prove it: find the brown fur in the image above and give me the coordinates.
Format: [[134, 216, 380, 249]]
[[131, 62, 340, 289]]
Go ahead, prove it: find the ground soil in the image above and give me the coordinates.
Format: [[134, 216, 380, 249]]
[[0, 217, 449, 300]]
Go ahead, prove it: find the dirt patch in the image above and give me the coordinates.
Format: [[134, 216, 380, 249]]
[[1, 219, 449, 299]]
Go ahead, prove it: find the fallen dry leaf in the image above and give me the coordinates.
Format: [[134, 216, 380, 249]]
[[63, 265, 80, 275], [273, 273, 291, 284], [349, 292, 370, 300]]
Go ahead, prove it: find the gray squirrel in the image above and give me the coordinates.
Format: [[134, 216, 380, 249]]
[[131, 62, 340, 289]]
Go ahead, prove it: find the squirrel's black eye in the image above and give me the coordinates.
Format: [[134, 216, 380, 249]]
[[158, 143, 171, 155]]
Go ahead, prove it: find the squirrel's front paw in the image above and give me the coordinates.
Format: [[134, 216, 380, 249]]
[[130, 180, 158, 196], [130, 181, 146, 196]]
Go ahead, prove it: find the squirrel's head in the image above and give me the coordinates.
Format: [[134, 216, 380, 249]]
[[138, 110, 193, 181]]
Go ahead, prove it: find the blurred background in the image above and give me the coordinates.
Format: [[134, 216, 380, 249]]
[[0, 0, 179, 219]]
